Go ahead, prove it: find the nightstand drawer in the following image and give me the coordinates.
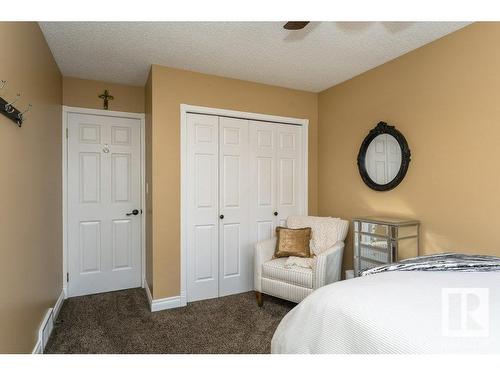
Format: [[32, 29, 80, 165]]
[[357, 221, 388, 236], [360, 247, 390, 263], [359, 234, 389, 250]]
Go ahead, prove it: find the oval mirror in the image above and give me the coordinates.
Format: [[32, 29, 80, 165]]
[[357, 122, 411, 191]]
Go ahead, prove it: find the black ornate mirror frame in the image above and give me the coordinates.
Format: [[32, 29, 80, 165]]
[[357, 121, 411, 191]]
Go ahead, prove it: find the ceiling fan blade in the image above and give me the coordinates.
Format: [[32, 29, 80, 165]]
[[283, 21, 310, 30]]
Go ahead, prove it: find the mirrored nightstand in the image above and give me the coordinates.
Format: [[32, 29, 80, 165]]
[[353, 217, 420, 276]]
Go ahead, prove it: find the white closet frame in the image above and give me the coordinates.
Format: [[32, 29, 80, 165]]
[[180, 104, 309, 306]]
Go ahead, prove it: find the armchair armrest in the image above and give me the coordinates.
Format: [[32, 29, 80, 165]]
[[313, 241, 344, 289], [254, 238, 276, 292]]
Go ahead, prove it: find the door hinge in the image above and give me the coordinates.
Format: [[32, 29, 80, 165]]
[[66, 273, 69, 283], [65, 128, 68, 138]]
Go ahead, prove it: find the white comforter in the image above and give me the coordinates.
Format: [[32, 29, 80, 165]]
[[271, 271, 500, 353]]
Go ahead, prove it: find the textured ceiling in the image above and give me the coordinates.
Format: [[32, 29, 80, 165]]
[[39, 22, 470, 92]]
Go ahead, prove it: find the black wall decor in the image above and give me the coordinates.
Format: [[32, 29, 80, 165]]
[[357, 121, 411, 191], [98, 89, 114, 110], [0, 80, 32, 127]]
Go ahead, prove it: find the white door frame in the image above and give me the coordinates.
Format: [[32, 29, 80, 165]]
[[180, 104, 309, 305], [62, 106, 146, 297]]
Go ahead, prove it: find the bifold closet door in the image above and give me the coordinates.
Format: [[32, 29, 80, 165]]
[[275, 123, 304, 227], [249, 121, 277, 243], [186, 113, 219, 302], [186, 113, 251, 302], [218, 117, 250, 297], [187, 113, 305, 302], [249, 121, 304, 242]]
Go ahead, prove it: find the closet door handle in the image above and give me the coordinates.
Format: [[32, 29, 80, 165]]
[[274, 211, 278, 216], [219, 214, 224, 219]]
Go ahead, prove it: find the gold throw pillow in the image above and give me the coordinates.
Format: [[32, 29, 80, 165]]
[[274, 226, 312, 258]]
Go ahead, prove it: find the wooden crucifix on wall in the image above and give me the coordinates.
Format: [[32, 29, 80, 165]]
[[98, 89, 114, 110]]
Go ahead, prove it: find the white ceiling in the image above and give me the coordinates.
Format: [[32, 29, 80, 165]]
[[39, 22, 470, 92]]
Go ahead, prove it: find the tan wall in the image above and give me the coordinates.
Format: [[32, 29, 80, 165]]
[[0, 22, 62, 353], [145, 71, 154, 292], [63, 76, 144, 113], [150, 65, 318, 298], [318, 23, 500, 272]]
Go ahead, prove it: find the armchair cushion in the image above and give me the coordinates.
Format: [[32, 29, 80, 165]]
[[262, 258, 313, 289], [284, 256, 315, 269]]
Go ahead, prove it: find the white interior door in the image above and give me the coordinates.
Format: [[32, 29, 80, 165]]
[[186, 113, 219, 302], [186, 113, 307, 302], [366, 134, 402, 184], [386, 135, 402, 181], [366, 134, 388, 183], [67, 113, 142, 297], [249, 120, 277, 243], [275, 124, 304, 227], [249, 121, 305, 240], [218, 117, 250, 296]]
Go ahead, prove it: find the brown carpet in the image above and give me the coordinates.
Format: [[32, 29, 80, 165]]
[[45, 288, 295, 354]]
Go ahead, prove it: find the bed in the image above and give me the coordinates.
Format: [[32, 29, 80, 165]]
[[271, 255, 500, 354]]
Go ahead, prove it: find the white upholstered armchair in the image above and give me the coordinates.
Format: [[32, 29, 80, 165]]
[[254, 216, 349, 306]]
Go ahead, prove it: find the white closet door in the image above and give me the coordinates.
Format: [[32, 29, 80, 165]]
[[249, 121, 305, 244], [275, 124, 304, 227], [249, 121, 277, 243], [67, 113, 142, 297], [218, 117, 251, 296], [186, 114, 306, 302], [186, 113, 219, 302]]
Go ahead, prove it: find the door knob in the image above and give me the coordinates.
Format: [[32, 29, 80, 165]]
[[126, 209, 140, 216], [274, 211, 278, 216], [219, 214, 224, 219]]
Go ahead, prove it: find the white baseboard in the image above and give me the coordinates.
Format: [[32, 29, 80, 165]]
[[32, 289, 65, 354], [180, 291, 187, 307], [32, 339, 42, 354], [144, 279, 153, 306], [53, 289, 65, 321], [144, 279, 186, 312]]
